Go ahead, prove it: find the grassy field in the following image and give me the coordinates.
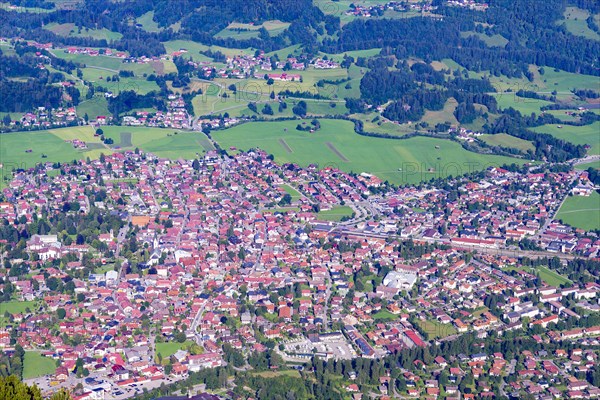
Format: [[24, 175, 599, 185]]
[[0, 300, 36, 315], [136, 11, 162, 32], [317, 205, 354, 222], [575, 160, 600, 171], [460, 31, 508, 47], [534, 266, 572, 287], [556, 192, 600, 231], [252, 370, 301, 378], [100, 126, 215, 159], [212, 119, 523, 184], [559, 7, 600, 40], [0, 127, 110, 187], [23, 352, 56, 380], [281, 184, 302, 202], [416, 319, 457, 340], [163, 40, 254, 59], [0, 126, 217, 187], [531, 122, 600, 155], [215, 20, 290, 39], [77, 97, 111, 120], [45, 23, 122, 41], [155, 341, 195, 360], [480, 134, 535, 152], [491, 93, 555, 115], [372, 310, 398, 321]]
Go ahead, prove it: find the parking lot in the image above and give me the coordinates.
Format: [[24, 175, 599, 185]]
[[282, 336, 357, 361]]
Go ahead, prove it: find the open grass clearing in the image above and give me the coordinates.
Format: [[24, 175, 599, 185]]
[[480, 134, 535, 152], [212, 119, 524, 184], [531, 122, 600, 155]]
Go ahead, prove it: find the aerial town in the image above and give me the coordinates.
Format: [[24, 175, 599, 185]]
[[0, 148, 598, 399]]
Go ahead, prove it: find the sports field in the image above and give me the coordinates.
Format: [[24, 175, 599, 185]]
[[317, 205, 354, 221], [212, 119, 524, 184], [534, 266, 572, 287], [531, 123, 600, 155], [556, 192, 600, 231]]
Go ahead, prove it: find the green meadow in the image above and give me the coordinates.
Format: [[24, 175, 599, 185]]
[[23, 352, 56, 380], [480, 134, 535, 152], [100, 126, 215, 159], [556, 192, 600, 231], [212, 119, 524, 184], [531, 123, 600, 155]]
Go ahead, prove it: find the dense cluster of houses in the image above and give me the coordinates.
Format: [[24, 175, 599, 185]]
[[122, 96, 191, 129], [0, 148, 598, 399], [4, 107, 78, 130], [345, 1, 437, 17]]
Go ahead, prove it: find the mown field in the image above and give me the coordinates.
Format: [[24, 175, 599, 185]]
[[0, 127, 110, 187], [317, 205, 354, 222], [155, 340, 196, 361], [23, 352, 56, 380], [534, 266, 572, 287], [556, 192, 600, 231], [480, 134, 535, 152], [212, 119, 524, 184], [0, 126, 217, 187], [100, 126, 215, 159]]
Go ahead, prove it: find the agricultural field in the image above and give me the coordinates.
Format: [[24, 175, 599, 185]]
[[480, 134, 535, 152], [350, 113, 415, 137], [556, 192, 600, 231], [192, 83, 346, 118], [163, 41, 254, 59], [0, 127, 111, 188], [212, 119, 524, 184], [317, 205, 354, 222], [23, 352, 56, 380], [45, 23, 123, 41], [76, 97, 111, 120], [214, 67, 350, 100], [531, 122, 600, 155], [558, 7, 600, 40], [100, 126, 215, 159], [421, 97, 460, 127], [491, 93, 555, 115], [215, 20, 290, 40]]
